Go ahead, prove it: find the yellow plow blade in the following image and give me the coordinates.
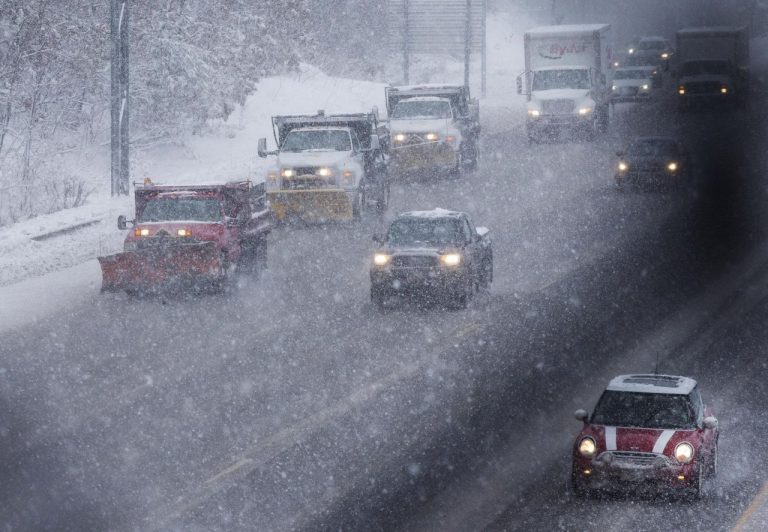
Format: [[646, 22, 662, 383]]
[[268, 189, 353, 222]]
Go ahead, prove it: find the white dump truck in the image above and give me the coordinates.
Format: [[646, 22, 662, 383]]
[[517, 24, 612, 143]]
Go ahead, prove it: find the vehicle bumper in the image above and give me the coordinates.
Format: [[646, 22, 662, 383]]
[[526, 115, 594, 134], [572, 455, 698, 492], [616, 170, 682, 187], [611, 91, 652, 103], [267, 189, 354, 222], [370, 267, 465, 297], [390, 142, 458, 174]]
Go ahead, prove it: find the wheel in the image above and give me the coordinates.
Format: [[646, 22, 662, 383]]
[[708, 442, 718, 478], [480, 260, 493, 289], [376, 180, 390, 212], [352, 188, 364, 219], [371, 287, 386, 311], [571, 472, 593, 499], [450, 152, 463, 179], [448, 276, 471, 310], [688, 463, 704, 500], [210, 253, 230, 294]]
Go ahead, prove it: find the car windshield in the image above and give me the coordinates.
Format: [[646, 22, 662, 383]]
[[638, 40, 666, 50], [614, 70, 650, 80], [391, 100, 452, 119], [627, 139, 678, 157], [591, 391, 696, 429], [281, 130, 351, 152], [681, 60, 730, 76], [532, 69, 590, 91], [387, 218, 462, 246], [139, 197, 222, 223], [622, 55, 658, 67]]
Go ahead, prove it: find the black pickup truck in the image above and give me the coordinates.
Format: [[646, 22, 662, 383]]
[[370, 209, 492, 310]]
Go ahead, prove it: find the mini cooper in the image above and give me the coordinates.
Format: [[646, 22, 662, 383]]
[[571, 374, 718, 498]]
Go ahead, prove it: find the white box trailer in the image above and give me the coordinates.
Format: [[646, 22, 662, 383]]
[[518, 24, 612, 142]]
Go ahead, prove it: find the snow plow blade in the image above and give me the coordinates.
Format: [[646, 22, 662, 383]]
[[268, 189, 353, 222], [98, 241, 221, 293]]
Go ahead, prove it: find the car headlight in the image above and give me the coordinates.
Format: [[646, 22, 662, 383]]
[[134, 227, 150, 237], [720, 86, 728, 94], [394, 133, 406, 142], [280, 168, 295, 178], [618, 161, 628, 172], [177, 228, 193, 237], [667, 162, 678, 172], [425, 132, 439, 141], [613, 61, 620, 68], [579, 437, 597, 458], [674, 442, 694, 463], [342, 170, 355, 185], [642, 84, 649, 90], [373, 253, 391, 266], [629, 48, 635, 54], [678, 86, 686, 95], [661, 52, 669, 59], [440, 253, 461, 266], [612, 85, 617, 91], [527, 109, 540, 117], [317, 167, 333, 177], [578, 107, 593, 115]]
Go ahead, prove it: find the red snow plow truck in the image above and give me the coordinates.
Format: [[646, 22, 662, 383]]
[[98, 180, 271, 294]]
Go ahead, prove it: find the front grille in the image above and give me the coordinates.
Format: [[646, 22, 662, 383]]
[[685, 81, 721, 94], [629, 161, 665, 172], [293, 167, 319, 176], [392, 255, 437, 268], [602, 451, 670, 468], [282, 176, 330, 190], [541, 99, 574, 115], [619, 87, 639, 96]]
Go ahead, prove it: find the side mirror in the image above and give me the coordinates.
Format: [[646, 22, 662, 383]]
[[476, 226, 489, 238], [369, 135, 381, 151], [257, 137, 269, 158], [574, 409, 588, 422], [117, 215, 132, 230], [516, 75, 523, 95], [703, 416, 718, 430]]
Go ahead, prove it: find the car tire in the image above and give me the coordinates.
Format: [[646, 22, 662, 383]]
[[688, 463, 704, 500], [352, 188, 364, 220], [449, 276, 471, 310], [571, 472, 593, 499], [371, 288, 386, 311], [480, 259, 493, 289]]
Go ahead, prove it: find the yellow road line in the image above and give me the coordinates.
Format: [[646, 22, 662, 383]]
[[733, 480, 768, 531]]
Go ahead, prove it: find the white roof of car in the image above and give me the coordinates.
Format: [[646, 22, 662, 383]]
[[526, 24, 610, 35], [291, 126, 351, 132], [396, 96, 450, 103], [606, 374, 697, 395], [400, 208, 463, 219]]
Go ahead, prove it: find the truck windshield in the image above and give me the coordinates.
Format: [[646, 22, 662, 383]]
[[282, 130, 351, 152], [614, 70, 649, 80], [532, 69, 590, 91], [681, 60, 730, 76], [387, 218, 462, 246], [638, 40, 666, 50], [391, 100, 452, 119], [139, 198, 222, 223], [628, 139, 678, 157], [591, 391, 696, 429]]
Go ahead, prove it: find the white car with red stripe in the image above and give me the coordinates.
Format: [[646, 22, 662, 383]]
[[571, 374, 719, 498]]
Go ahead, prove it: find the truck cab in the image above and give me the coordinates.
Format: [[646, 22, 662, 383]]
[[100, 181, 271, 294], [258, 111, 388, 222], [675, 27, 749, 110], [517, 24, 612, 143], [386, 85, 480, 177]]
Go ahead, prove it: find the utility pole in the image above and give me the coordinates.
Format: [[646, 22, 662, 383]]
[[403, 0, 410, 84], [464, 0, 471, 89], [111, 0, 129, 196]]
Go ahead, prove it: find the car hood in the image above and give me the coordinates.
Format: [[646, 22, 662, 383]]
[[613, 79, 651, 88], [680, 74, 731, 84], [379, 245, 454, 255], [581, 425, 699, 456], [277, 151, 351, 168], [389, 118, 454, 134]]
